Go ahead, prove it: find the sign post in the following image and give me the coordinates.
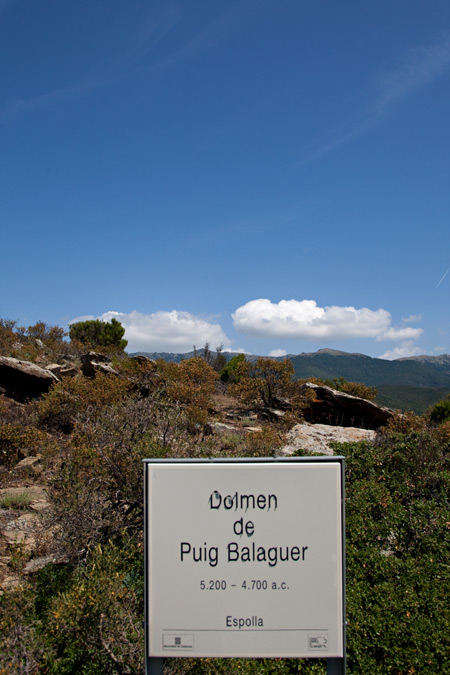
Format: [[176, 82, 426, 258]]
[[144, 457, 345, 673]]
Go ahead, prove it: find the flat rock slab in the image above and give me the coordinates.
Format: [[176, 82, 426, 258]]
[[0, 355, 59, 400], [0, 486, 50, 511], [1, 512, 39, 547], [301, 382, 392, 429], [14, 455, 43, 475], [22, 554, 68, 575], [280, 422, 377, 456]]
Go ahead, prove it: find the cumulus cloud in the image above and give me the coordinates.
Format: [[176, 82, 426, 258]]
[[232, 299, 423, 342], [402, 314, 422, 324], [71, 310, 231, 353], [268, 348, 288, 357], [379, 341, 423, 360]]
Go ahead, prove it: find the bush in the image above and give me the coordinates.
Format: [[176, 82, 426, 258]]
[[429, 397, 450, 424], [157, 358, 218, 412], [382, 409, 426, 434], [36, 373, 132, 433], [340, 429, 450, 674], [324, 377, 377, 402], [230, 358, 297, 409], [69, 318, 127, 351], [0, 423, 55, 467], [34, 538, 143, 674], [219, 353, 246, 383], [0, 318, 72, 362]]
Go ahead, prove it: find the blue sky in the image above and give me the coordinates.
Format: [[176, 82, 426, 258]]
[[1, 0, 449, 358]]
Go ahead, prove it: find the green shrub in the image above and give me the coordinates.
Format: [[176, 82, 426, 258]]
[[219, 353, 246, 382], [36, 537, 143, 674], [341, 430, 450, 674], [429, 397, 450, 424], [69, 318, 127, 351]]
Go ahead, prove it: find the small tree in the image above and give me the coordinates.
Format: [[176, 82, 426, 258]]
[[220, 353, 246, 383], [230, 357, 296, 409], [69, 318, 127, 351], [429, 397, 450, 424]]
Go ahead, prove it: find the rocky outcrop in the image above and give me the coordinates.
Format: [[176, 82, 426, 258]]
[[280, 422, 377, 456], [130, 354, 156, 368], [81, 352, 118, 377], [46, 363, 78, 379], [0, 356, 59, 401], [301, 382, 392, 429]]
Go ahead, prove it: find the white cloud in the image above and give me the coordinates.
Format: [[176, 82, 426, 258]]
[[232, 298, 423, 342], [68, 314, 96, 324], [379, 341, 423, 360], [268, 348, 287, 357], [71, 310, 231, 353], [402, 314, 422, 324]]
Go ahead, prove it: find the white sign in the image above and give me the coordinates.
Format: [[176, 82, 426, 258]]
[[145, 460, 344, 658]]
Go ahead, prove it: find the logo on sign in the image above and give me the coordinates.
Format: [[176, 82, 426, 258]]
[[308, 633, 328, 651], [163, 634, 194, 650]]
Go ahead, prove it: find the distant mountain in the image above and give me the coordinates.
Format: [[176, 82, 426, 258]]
[[288, 349, 450, 388], [397, 354, 450, 367], [130, 348, 450, 413], [131, 350, 197, 363]]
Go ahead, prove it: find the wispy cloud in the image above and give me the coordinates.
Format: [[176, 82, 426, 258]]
[[436, 268, 450, 289], [0, 0, 262, 125], [376, 35, 450, 111], [0, 9, 180, 124], [299, 34, 450, 164]]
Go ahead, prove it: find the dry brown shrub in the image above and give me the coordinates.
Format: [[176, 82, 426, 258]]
[[382, 409, 427, 435], [35, 373, 132, 433]]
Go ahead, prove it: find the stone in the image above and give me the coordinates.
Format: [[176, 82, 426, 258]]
[[0, 356, 59, 401], [81, 352, 118, 377], [280, 422, 377, 456], [130, 354, 156, 367], [13, 455, 42, 475], [22, 554, 68, 575], [301, 382, 393, 429], [204, 422, 242, 436], [46, 363, 78, 378], [1, 512, 39, 548]]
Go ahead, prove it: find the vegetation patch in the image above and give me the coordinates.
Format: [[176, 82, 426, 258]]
[[0, 491, 33, 510]]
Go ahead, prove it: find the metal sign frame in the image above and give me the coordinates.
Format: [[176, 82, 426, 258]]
[[144, 457, 346, 674]]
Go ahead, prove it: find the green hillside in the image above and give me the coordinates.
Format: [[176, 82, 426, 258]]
[[375, 385, 450, 414], [289, 349, 450, 388]]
